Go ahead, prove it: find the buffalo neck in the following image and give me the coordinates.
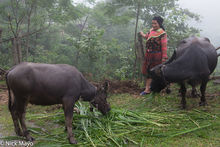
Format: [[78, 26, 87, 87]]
[[80, 76, 96, 101]]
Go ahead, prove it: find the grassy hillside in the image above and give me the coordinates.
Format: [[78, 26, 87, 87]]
[[0, 81, 220, 146]]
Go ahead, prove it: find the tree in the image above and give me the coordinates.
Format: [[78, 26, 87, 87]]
[[0, 0, 83, 65]]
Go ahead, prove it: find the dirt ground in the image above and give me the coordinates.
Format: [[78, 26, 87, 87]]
[[107, 80, 143, 95], [0, 84, 8, 105]]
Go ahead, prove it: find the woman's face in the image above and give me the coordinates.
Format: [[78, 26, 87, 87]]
[[152, 20, 160, 31]]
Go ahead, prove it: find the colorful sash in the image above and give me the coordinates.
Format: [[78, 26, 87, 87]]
[[146, 28, 166, 42]]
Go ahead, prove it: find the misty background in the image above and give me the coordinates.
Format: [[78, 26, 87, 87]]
[[179, 0, 220, 47], [77, 0, 220, 46]]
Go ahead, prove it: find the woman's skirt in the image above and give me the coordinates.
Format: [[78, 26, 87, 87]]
[[142, 51, 162, 78]]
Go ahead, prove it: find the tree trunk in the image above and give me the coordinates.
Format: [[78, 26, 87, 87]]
[[137, 33, 145, 68], [132, 2, 140, 78], [25, 1, 35, 61], [32, 33, 38, 62], [25, 16, 31, 61], [17, 38, 22, 63], [75, 16, 88, 67], [12, 38, 19, 65], [137, 32, 145, 82], [12, 37, 22, 65]]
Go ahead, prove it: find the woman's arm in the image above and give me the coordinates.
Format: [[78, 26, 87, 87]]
[[139, 31, 148, 39]]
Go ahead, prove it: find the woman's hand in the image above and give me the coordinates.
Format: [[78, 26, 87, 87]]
[[139, 31, 145, 38]]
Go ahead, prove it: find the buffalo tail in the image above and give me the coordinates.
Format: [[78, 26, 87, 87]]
[[5, 71, 12, 111]]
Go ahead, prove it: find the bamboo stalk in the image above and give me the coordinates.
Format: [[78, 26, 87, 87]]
[[169, 124, 211, 137]]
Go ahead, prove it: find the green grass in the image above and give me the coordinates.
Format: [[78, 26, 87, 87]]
[[0, 80, 5, 85], [0, 81, 220, 146]]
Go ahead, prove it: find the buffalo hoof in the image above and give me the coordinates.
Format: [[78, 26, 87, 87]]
[[69, 137, 77, 144], [26, 136, 35, 142], [199, 101, 207, 106], [24, 131, 34, 141], [15, 129, 23, 136], [181, 104, 186, 109]]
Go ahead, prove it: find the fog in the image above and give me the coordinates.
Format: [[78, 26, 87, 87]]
[[178, 0, 220, 47], [76, 0, 220, 47]]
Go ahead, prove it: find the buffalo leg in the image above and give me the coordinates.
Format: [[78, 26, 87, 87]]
[[9, 98, 23, 136], [62, 106, 67, 132], [180, 83, 187, 109], [191, 85, 198, 98], [10, 110, 23, 136], [63, 97, 77, 144], [18, 101, 34, 141], [199, 79, 208, 106]]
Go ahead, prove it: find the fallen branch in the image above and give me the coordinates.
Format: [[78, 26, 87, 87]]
[[0, 67, 6, 74], [216, 46, 220, 50]]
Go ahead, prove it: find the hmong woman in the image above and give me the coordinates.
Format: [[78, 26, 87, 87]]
[[139, 16, 168, 95]]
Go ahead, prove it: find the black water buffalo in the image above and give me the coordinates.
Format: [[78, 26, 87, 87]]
[[6, 62, 111, 144], [150, 36, 218, 109]]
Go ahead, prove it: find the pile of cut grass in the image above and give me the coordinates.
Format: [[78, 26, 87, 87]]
[[2, 101, 217, 147]]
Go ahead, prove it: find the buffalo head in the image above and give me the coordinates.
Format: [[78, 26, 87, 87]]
[[150, 58, 175, 94], [150, 64, 167, 93], [90, 81, 111, 115], [150, 50, 176, 93]]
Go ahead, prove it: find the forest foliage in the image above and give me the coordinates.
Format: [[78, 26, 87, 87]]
[[0, 0, 200, 80]]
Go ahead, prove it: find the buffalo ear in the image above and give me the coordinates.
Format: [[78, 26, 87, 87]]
[[150, 64, 162, 77]]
